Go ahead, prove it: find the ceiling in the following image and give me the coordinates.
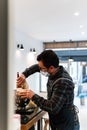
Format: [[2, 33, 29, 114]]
[[14, 0, 87, 42]]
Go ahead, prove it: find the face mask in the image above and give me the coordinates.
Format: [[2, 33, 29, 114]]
[[40, 71, 50, 77]]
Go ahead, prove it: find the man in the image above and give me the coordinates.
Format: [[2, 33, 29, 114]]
[[16, 50, 80, 130]]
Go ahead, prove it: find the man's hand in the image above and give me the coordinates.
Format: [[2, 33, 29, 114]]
[[19, 89, 35, 99], [16, 74, 26, 87]]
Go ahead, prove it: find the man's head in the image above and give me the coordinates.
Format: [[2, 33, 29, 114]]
[[37, 50, 59, 76]]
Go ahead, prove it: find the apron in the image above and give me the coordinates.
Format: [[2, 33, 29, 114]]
[[49, 105, 79, 130], [48, 78, 79, 130]]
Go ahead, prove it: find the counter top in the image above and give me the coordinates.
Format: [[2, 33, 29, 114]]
[[20, 107, 42, 124], [20, 107, 46, 130]]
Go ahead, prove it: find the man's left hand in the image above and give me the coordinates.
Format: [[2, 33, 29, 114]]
[[19, 89, 35, 99]]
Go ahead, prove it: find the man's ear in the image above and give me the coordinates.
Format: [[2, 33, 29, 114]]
[[49, 66, 54, 70]]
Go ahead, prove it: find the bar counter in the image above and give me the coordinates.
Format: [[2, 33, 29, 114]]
[[20, 107, 46, 130]]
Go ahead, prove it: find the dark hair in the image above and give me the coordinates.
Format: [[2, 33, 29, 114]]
[[37, 50, 59, 68]]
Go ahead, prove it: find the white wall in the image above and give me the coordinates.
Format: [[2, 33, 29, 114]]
[[8, 0, 15, 130], [14, 29, 43, 93], [7, 2, 43, 128]]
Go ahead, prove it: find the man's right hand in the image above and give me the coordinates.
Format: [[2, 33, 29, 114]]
[[16, 74, 26, 88]]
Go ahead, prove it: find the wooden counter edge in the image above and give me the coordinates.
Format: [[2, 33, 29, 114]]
[[21, 111, 46, 130]]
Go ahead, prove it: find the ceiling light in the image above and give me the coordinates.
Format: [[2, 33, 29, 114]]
[[81, 62, 87, 66], [80, 25, 83, 28], [17, 44, 20, 48], [81, 32, 85, 35], [68, 56, 74, 62], [74, 12, 80, 16]]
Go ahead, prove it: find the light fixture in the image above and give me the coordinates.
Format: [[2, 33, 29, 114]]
[[30, 48, 36, 53], [30, 48, 33, 52], [17, 44, 24, 50], [20, 44, 24, 49], [68, 56, 74, 62], [33, 48, 36, 52], [81, 62, 87, 66], [68, 40, 74, 62]]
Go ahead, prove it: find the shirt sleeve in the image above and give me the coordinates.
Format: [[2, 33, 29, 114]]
[[22, 64, 40, 78], [32, 80, 71, 114]]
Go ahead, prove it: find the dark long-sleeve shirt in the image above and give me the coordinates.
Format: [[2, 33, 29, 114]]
[[33, 66, 74, 113], [23, 64, 74, 114]]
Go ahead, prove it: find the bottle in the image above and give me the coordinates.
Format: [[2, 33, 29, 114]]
[[17, 72, 29, 89], [16, 72, 22, 88], [16, 72, 23, 97], [17, 72, 19, 78]]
